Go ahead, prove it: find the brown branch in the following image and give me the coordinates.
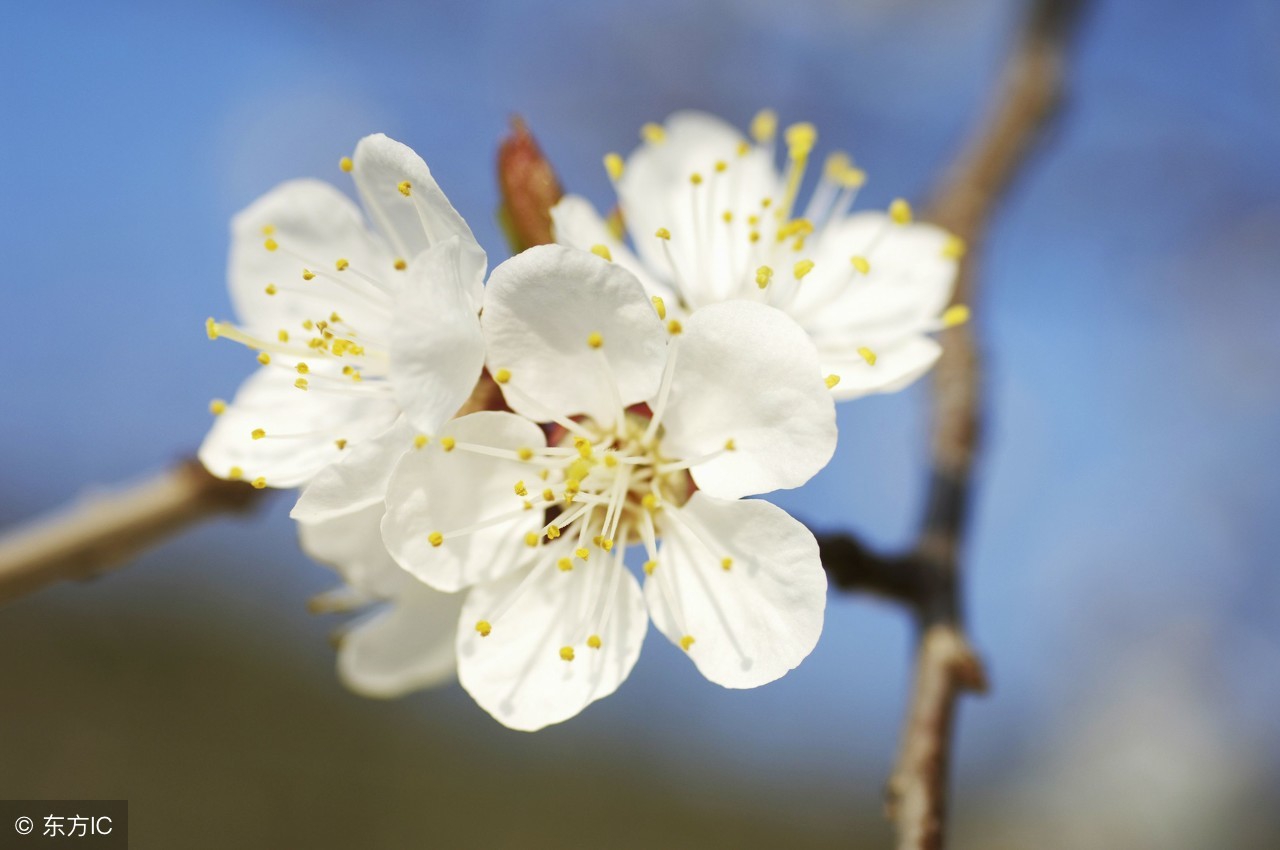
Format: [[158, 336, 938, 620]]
[[0, 460, 262, 605]]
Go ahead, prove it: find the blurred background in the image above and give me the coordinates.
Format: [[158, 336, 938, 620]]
[[3, 0, 1279, 847]]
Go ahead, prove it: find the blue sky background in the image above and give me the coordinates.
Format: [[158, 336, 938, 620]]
[[2, 0, 1278, 845]]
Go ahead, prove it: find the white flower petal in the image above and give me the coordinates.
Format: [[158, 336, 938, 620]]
[[337, 589, 464, 699], [351, 133, 486, 306], [483, 244, 667, 427], [550, 195, 677, 304], [381, 411, 547, 592], [389, 238, 486, 435], [298, 502, 414, 596], [659, 301, 837, 499], [456, 543, 646, 731], [820, 335, 943, 400], [228, 178, 393, 339], [199, 367, 399, 489], [647, 493, 826, 689], [291, 418, 415, 524]]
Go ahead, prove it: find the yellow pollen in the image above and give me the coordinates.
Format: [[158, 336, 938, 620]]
[[714, 160, 728, 173], [573, 437, 592, 459], [761, 197, 773, 208], [329, 312, 342, 323], [736, 140, 750, 156], [397, 180, 412, 196], [558, 557, 573, 572], [251, 477, 267, 489], [335, 438, 347, 450], [559, 646, 575, 662], [679, 635, 696, 651], [889, 198, 913, 224], [522, 500, 533, 511], [335, 258, 349, 271], [755, 265, 773, 289], [641, 493, 658, 510], [257, 352, 271, 365], [690, 172, 703, 186], [350, 371, 362, 382], [651, 295, 666, 319], [564, 477, 581, 494], [493, 368, 511, 384], [475, 620, 492, 637], [604, 152, 624, 181], [294, 362, 308, 375], [603, 453, 618, 468], [394, 257, 407, 270], [724, 438, 736, 451], [546, 525, 561, 539], [514, 480, 527, 497], [541, 488, 554, 502], [264, 283, 277, 296], [643, 560, 657, 575], [942, 235, 967, 259], [205, 318, 219, 340], [784, 122, 817, 158], [302, 268, 315, 280], [721, 557, 733, 571], [590, 244, 613, 261], [209, 399, 227, 416], [750, 109, 777, 143], [857, 347, 878, 366], [851, 255, 871, 274], [441, 437, 456, 452], [666, 319, 683, 335], [264, 237, 278, 252], [641, 122, 666, 144], [414, 434, 429, 449], [251, 428, 266, 440], [294, 378, 308, 391], [517, 447, 534, 461], [575, 547, 589, 561], [655, 227, 671, 240], [524, 532, 540, 547], [749, 231, 761, 243], [586, 331, 604, 349], [943, 304, 971, 327], [428, 531, 444, 547], [587, 635, 603, 649], [261, 224, 275, 236], [277, 329, 289, 343], [825, 374, 841, 389], [794, 259, 815, 280], [339, 156, 353, 172], [600, 538, 614, 552], [227, 466, 243, 481], [722, 210, 733, 223]]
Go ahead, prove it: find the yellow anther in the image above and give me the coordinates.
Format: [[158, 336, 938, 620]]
[[329, 312, 342, 323], [784, 122, 817, 158], [590, 244, 613, 261], [302, 268, 316, 280], [575, 547, 590, 561], [749, 231, 761, 244], [573, 436, 592, 459], [264, 238, 278, 252], [350, 371, 362, 382], [205, 318, 219, 340], [776, 218, 815, 239], [942, 235, 967, 259], [651, 295, 666, 319], [825, 374, 841, 389], [557, 557, 573, 572], [721, 557, 733, 571], [755, 265, 774, 289], [606, 209, 625, 240], [559, 646, 575, 662], [251, 477, 267, 489], [586, 331, 604, 349], [475, 620, 492, 637], [604, 152, 624, 181], [655, 227, 671, 240], [257, 352, 271, 365], [943, 304, 971, 327], [603, 453, 618, 468], [251, 428, 266, 440], [793, 259, 815, 280], [761, 197, 773, 208], [514, 480, 528, 497], [851, 255, 871, 275], [750, 109, 777, 143], [522, 500, 533, 511], [493, 368, 511, 384], [261, 224, 275, 236], [441, 437, 456, 452], [340, 364, 351, 374], [277, 329, 289, 343], [714, 160, 728, 173], [397, 180, 412, 196], [889, 198, 913, 224], [293, 362, 308, 375], [824, 151, 852, 181], [227, 466, 243, 481], [524, 532, 540, 547], [666, 319, 683, 335], [724, 440, 739, 454], [541, 488, 554, 502], [264, 283, 277, 296], [546, 524, 561, 539], [600, 538, 614, 552], [394, 257, 407, 270], [679, 635, 696, 651], [294, 378, 308, 391], [592, 535, 603, 547], [339, 156, 353, 172], [517, 447, 534, 461], [539, 469, 549, 480], [641, 493, 658, 510], [428, 531, 444, 547], [722, 210, 733, 223], [643, 560, 657, 575], [414, 434, 429, 449], [640, 122, 666, 144], [335, 439, 347, 450], [689, 172, 703, 186], [564, 477, 581, 494], [587, 635, 602, 649], [335, 258, 349, 271], [857, 346, 878, 366]]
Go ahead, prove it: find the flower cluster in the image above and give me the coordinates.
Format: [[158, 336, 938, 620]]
[[202, 112, 961, 731]]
